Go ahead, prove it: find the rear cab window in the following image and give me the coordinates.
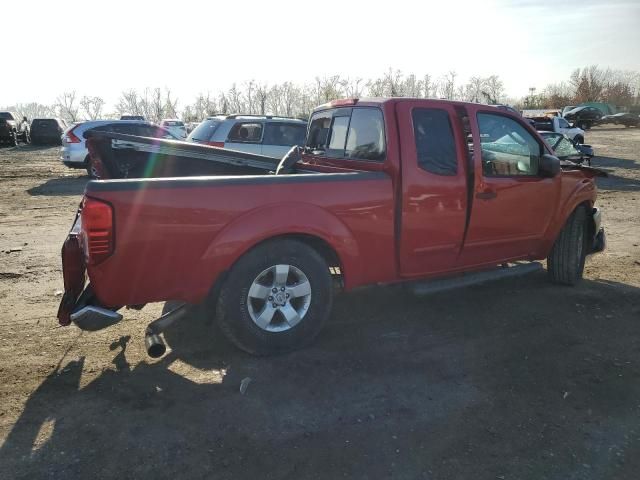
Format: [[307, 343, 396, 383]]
[[306, 107, 386, 162]]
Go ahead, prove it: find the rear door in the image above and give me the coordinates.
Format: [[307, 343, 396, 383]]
[[396, 100, 469, 276], [459, 110, 561, 266], [224, 121, 264, 154]]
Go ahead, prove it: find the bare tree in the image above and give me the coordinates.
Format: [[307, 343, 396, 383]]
[[164, 89, 179, 118], [56, 91, 79, 122], [442, 71, 457, 100], [464, 76, 485, 103], [80, 96, 105, 120], [340, 77, 364, 98], [255, 84, 269, 115]]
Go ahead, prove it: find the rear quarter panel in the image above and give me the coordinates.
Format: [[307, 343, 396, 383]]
[[85, 173, 395, 306]]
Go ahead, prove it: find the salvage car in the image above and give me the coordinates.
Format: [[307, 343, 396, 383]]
[[57, 98, 606, 357], [563, 106, 603, 130], [539, 131, 594, 165], [527, 115, 585, 144], [599, 112, 639, 127], [30, 118, 68, 145], [61, 120, 177, 176], [0, 111, 30, 145]]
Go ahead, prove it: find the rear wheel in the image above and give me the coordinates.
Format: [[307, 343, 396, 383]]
[[547, 206, 589, 285], [216, 239, 333, 355]]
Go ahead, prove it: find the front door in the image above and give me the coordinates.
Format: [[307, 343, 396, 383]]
[[459, 110, 561, 266]]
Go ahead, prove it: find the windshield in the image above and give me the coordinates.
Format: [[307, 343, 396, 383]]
[[187, 119, 222, 142], [0, 112, 14, 120]]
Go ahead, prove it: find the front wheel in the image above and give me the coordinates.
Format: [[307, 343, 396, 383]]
[[547, 206, 589, 285], [216, 239, 333, 355]]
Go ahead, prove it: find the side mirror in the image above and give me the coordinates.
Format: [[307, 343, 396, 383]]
[[539, 154, 561, 178]]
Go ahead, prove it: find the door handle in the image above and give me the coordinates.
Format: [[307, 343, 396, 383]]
[[475, 189, 497, 200]]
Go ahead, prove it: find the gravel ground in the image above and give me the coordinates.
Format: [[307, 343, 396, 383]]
[[0, 127, 639, 479]]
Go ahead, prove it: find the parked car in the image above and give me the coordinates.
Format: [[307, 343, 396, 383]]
[[539, 131, 594, 165], [58, 98, 605, 358], [527, 115, 585, 143], [60, 120, 177, 176], [187, 114, 307, 158], [0, 111, 30, 146], [159, 119, 187, 138], [120, 115, 145, 121], [563, 106, 603, 130], [186, 121, 200, 133], [599, 112, 639, 127], [561, 106, 576, 117], [30, 118, 68, 145]]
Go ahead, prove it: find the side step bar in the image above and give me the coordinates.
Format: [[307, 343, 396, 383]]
[[409, 262, 543, 296]]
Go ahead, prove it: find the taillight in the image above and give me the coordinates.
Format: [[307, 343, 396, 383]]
[[206, 141, 225, 148], [64, 125, 82, 143], [81, 197, 114, 265]]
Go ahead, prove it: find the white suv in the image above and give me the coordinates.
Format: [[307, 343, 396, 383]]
[[159, 119, 187, 139], [186, 115, 307, 158]]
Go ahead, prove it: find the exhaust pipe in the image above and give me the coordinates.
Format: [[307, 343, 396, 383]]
[[143, 303, 189, 358], [145, 331, 166, 358]]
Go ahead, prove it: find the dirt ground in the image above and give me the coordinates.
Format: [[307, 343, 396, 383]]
[[0, 128, 639, 480]]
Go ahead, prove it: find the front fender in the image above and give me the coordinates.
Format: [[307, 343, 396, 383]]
[[540, 176, 596, 256], [199, 202, 362, 291]]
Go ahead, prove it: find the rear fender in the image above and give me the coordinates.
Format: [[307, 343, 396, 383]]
[[199, 202, 361, 291]]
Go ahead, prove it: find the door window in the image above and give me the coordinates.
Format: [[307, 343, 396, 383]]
[[227, 122, 263, 143], [412, 108, 458, 175], [477, 113, 542, 176], [263, 123, 306, 146], [558, 118, 570, 129]]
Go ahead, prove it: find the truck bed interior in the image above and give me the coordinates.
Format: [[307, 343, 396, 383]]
[[85, 132, 283, 179]]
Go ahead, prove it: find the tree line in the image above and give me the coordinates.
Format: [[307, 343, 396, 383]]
[[4, 66, 639, 124]]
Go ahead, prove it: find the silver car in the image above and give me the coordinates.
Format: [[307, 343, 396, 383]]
[[61, 120, 176, 174], [186, 115, 307, 158]]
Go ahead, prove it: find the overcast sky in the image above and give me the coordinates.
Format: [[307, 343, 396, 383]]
[[2, 0, 639, 109]]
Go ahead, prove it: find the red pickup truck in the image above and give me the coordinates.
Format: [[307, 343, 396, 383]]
[[58, 98, 605, 356]]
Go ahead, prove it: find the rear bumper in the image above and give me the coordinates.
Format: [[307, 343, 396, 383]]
[[57, 214, 123, 329]]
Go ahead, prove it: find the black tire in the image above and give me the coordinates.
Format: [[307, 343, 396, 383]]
[[216, 239, 333, 355], [574, 135, 584, 144], [9, 132, 18, 147], [547, 206, 589, 285]]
